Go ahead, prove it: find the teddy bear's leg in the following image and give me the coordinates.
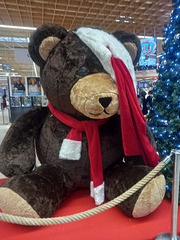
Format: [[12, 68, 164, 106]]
[[0, 164, 75, 218], [104, 162, 166, 218]]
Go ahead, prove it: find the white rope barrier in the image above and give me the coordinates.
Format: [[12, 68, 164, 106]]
[[0, 155, 171, 226]]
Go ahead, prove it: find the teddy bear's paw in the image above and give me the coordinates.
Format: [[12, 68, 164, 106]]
[[0, 187, 40, 218], [132, 174, 166, 218]]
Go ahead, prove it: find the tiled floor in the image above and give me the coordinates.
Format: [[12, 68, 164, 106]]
[[0, 124, 11, 144], [0, 108, 10, 125]]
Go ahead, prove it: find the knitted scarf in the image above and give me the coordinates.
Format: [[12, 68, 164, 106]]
[[48, 101, 108, 205]]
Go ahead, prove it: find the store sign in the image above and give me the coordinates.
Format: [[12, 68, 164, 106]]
[[135, 69, 158, 80], [2, 64, 11, 70], [137, 81, 149, 89], [14, 48, 33, 63], [139, 37, 157, 68]]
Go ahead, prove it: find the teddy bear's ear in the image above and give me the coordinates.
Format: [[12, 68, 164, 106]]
[[112, 31, 141, 66], [28, 24, 68, 67]]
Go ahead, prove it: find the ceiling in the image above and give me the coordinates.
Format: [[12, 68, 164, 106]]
[[0, 0, 173, 84]]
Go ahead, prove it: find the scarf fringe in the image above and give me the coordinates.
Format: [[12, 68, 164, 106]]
[[90, 181, 105, 205], [59, 139, 82, 160]]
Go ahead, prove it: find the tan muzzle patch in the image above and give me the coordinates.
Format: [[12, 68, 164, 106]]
[[70, 73, 119, 119]]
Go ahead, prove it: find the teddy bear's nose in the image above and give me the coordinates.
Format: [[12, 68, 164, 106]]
[[99, 97, 112, 108]]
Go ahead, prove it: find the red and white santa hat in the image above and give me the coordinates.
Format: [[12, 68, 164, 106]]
[[74, 28, 159, 163], [74, 27, 159, 169], [74, 27, 137, 92]]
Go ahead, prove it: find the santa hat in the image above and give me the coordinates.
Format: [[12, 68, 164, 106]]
[[74, 27, 137, 91], [74, 27, 159, 167]]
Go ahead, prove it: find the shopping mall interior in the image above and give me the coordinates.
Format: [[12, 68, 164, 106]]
[[0, 0, 172, 124], [0, 1, 180, 240]]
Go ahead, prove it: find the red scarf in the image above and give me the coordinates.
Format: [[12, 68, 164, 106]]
[[48, 101, 108, 205], [111, 56, 159, 167]]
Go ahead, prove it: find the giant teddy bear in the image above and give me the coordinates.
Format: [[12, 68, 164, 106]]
[[0, 24, 166, 219]]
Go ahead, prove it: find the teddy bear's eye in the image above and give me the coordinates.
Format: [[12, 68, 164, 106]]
[[77, 66, 89, 77]]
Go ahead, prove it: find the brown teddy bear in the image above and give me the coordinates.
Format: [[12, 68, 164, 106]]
[[0, 24, 165, 219]]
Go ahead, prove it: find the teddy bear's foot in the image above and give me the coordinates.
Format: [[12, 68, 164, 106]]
[[0, 187, 40, 218], [132, 174, 165, 218], [105, 163, 166, 218], [0, 164, 75, 218]]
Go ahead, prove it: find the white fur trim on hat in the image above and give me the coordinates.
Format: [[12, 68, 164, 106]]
[[74, 27, 137, 92]]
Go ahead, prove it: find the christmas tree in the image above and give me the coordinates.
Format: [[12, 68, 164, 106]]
[[148, 0, 180, 200]]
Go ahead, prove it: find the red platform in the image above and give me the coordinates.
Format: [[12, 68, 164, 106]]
[[0, 178, 179, 240]]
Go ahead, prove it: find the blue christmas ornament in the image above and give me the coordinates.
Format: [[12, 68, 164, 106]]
[[153, 87, 157, 92], [175, 15, 179, 19], [165, 79, 170, 85], [170, 47, 174, 52]]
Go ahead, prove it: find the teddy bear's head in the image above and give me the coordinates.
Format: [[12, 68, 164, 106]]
[[28, 24, 141, 119]]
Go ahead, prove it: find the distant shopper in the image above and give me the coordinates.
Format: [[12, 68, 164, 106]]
[[2, 95, 7, 108], [146, 90, 153, 109], [142, 91, 148, 115]]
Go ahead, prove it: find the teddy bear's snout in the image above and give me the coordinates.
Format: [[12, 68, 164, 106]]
[[70, 73, 119, 119]]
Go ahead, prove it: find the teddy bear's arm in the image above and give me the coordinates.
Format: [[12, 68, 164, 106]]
[[0, 107, 49, 177]]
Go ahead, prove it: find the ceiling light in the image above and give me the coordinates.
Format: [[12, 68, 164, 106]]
[[124, 20, 129, 23], [138, 35, 164, 40], [115, 19, 120, 22], [0, 25, 36, 31], [11, 73, 19, 76], [120, 16, 125, 18]]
